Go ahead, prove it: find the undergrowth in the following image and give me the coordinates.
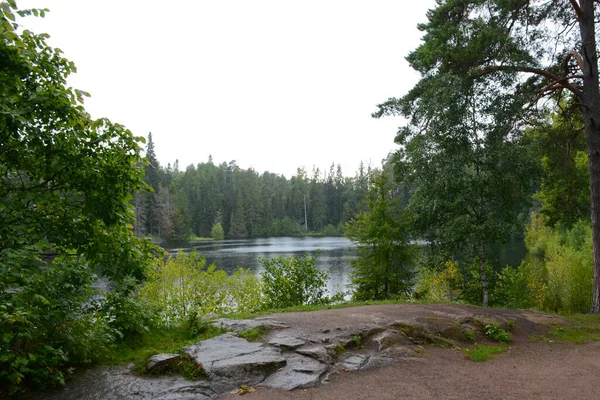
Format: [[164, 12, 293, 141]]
[[238, 326, 271, 341], [104, 321, 226, 372]]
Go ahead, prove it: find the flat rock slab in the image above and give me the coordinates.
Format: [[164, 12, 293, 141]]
[[341, 354, 368, 371], [23, 366, 216, 400], [146, 354, 181, 372], [211, 318, 290, 333], [262, 353, 329, 391], [296, 344, 332, 364], [182, 333, 285, 392], [268, 333, 307, 349]]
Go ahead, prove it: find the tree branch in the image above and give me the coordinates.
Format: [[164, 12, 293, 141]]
[[570, 0, 583, 20], [476, 65, 583, 97]]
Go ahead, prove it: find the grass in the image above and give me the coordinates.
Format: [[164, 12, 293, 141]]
[[549, 326, 600, 344], [461, 344, 506, 362], [238, 326, 270, 341], [104, 323, 226, 373], [528, 335, 552, 343]]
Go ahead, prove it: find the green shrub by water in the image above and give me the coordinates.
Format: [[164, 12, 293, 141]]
[[260, 255, 331, 309]]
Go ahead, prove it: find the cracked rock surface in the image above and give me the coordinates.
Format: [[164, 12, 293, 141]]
[[26, 304, 568, 400]]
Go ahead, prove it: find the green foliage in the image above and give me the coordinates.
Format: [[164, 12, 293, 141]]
[[0, 257, 114, 393], [462, 329, 476, 343], [322, 224, 341, 237], [462, 345, 506, 362], [490, 213, 593, 313], [345, 169, 414, 301], [101, 278, 158, 340], [333, 344, 346, 355], [484, 324, 512, 344], [260, 255, 330, 309], [0, 3, 161, 392], [549, 326, 600, 344], [211, 223, 225, 240], [270, 216, 301, 237], [147, 157, 367, 240], [492, 262, 540, 310], [415, 260, 463, 302], [107, 323, 226, 372], [523, 213, 593, 314], [527, 100, 590, 228], [140, 252, 263, 326], [238, 327, 269, 342]]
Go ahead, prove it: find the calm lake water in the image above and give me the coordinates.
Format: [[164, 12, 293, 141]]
[[171, 236, 357, 297], [168, 235, 528, 299]]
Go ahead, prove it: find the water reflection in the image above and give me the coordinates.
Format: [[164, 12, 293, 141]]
[[170, 237, 356, 296]]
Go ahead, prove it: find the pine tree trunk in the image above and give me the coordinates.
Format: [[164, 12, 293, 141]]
[[579, 0, 600, 313], [479, 245, 488, 308]]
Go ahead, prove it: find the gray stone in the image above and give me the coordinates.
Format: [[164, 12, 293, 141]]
[[362, 346, 418, 370], [371, 330, 407, 352], [296, 344, 333, 364], [146, 354, 181, 372], [268, 333, 306, 349], [341, 354, 368, 371], [182, 333, 285, 392], [23, 365, 217, 400], [261, 353, 328, 391], [211, 318, 289, 333]]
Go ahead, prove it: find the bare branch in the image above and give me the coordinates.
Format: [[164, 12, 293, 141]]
[[563, 51, 585, 74]]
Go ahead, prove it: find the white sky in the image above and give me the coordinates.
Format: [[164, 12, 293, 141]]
[[22, 0, 435, 178]]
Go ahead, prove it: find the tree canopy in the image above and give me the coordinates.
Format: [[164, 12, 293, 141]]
[[1, 2, 157, 391], [375, 0, 600, 311]]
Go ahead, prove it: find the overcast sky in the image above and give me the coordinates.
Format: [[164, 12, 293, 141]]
[[23, 0, 435, 178]]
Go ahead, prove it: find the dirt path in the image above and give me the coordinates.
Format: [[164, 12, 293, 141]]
[[223, 304, 600, 400], [225, 341, 600, 400]]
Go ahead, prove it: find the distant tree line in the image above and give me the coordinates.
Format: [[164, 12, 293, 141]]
[[133, 133, 379, 242]]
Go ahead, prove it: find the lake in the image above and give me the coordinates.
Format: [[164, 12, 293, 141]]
[[171, 236, 357, 297], [168, 235, 528, 300]]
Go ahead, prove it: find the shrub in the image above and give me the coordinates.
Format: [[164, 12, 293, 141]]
[[415, 260, 463, 301], [211, 223, 225, 241], [323, 224, 341, 237], [520, 213, 593, 314], [271, 217, 301, 237], [484, 323, 512, 343], [261, 255, 330, 308], [0, 257, 114, 394], [140, 251, 262, 326], [492, 263, 538, 309]]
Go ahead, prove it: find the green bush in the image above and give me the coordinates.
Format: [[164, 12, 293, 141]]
[[140, 251, 262, 326], [484, 323, 512, 343], [521, 213, 593, 314], [101, 277, 158, 340], [323, 224, 341, 237], [270, 217, 301, 237], [261, 255, 330, 308], [492, 263, 538, 309], [415, 260, 463, 302], [211, 223, 225, 241], [0, 257, 114, 394]]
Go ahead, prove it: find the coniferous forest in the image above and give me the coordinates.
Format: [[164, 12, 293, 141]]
[[135, 132, 380, 242]]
